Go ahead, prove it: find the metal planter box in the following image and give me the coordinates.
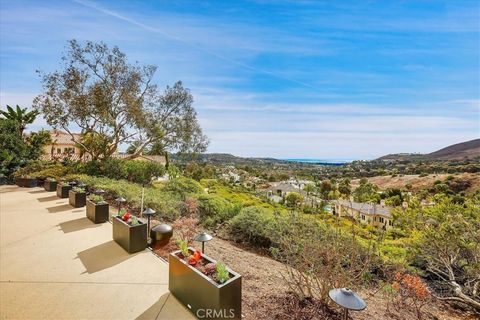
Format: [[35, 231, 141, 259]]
[[36, 177, 46, 187], [86, 200, 109, 224], [69, 190, 86, 208], [43, 180, 58, 192], [57, 184, 71, 198], [169, 249, 242, 320], [15, 177, 38, 188], [112, 216, 147, 253]]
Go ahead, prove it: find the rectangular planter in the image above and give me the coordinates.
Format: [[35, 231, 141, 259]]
[[36, 177, 46, 187], [169, 249, 242, 320], [86, 200, 109, 224], [69, 190, 86, 208], [15, 177, 38, 188], [43, 180, 58, 192], [57, 184, 71, 198], [112, 216, 147, 253]]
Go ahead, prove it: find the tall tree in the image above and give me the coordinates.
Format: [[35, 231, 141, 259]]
[[0, 105, 38, 134], [34, 40, 208, 161]]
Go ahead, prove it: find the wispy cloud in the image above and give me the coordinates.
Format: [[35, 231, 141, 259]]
[[73, 0, 322, 90]]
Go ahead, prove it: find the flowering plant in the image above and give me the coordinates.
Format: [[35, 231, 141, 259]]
[[386, 272, 431, 319], [188, 250, 202, 266], [117, 209, 140, 226]]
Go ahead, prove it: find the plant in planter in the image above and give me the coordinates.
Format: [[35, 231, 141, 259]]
[[69, 186, 86, 208], [112, 209, 147, 253], [169, 246, 242, 320], [56, 181, 72, 198], [15, 176, 38, 188], [43, 177, 57, 192], [86, 194, 109, 224]]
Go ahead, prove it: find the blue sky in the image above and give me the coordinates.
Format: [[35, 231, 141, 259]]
[[1, 0, 479, 159]]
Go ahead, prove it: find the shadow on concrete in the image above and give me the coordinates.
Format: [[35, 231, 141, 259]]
[[58, 217, 101, 233], [47, 204, 72, 213], [37, 195, 58, 202], [72, 209, 84, 213], [135, 293, 170, 320], [0, 186, 23, 194], [77, 240, 138, 273], [29, 189, 48, 194]]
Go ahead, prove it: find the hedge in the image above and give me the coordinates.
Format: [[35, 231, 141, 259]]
[[62, 173, 201, 221]]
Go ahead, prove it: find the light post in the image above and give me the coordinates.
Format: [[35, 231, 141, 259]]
[[115, 196, 126, 215], [328, 288, 366, 320], [194, 232, 213, 254], [143, 208, 155, 242]]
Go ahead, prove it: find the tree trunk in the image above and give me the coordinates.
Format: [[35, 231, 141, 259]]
[[451, 281, 480, 311], [165, 153, 170, 170]]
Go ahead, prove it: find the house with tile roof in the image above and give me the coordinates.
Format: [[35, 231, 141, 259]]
[[42, 130, 166, 165], [43, 130, 84, 160], [332, 199, 394, 229]]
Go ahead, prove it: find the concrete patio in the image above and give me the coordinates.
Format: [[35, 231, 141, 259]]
[[0, 185, 195, 319]]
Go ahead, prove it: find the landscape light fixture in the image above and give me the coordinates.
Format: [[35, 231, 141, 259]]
[[95, 189, 105, 195], [115, 196, 126, 215], [142, 207, 156, 238], [194, 232, 213, 253], [328, 288, 366, 320]]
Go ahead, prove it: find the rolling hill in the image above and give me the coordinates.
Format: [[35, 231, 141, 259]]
[[378, 139, 480, 161]]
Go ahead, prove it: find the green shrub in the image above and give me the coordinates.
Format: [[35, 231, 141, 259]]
[[62, 173, 198, 221], [103, 158, 127, 180], [124, 160, 165, 184], [161, 177, 204, 195], [78, 160, 103, 176], [27, 164, 71, 180], [227, 206, 278, 248], [197, 194, 235, 227]]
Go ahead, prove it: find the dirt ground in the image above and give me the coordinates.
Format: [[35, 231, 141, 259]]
[[153, 232, 475, 320], [351, 173, 480, 194]]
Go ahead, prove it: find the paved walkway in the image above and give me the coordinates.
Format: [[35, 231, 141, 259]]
[[0, 185, 195, 320]]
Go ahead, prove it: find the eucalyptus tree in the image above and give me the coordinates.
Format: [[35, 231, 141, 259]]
[[34, 40, 208, 161]]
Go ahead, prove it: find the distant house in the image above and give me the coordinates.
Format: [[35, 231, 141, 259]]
[[267, 181, 304, 197], [43, 130, 166, 165], [43, 130, 83, 160], [332, 199, 394, 229], [264, 181, 306, 203]]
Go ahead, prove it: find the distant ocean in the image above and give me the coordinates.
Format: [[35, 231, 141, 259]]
[[280, 158, 353, 165]]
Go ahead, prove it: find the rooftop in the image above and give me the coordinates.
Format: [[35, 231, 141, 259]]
[[333, 199, 392, 217]]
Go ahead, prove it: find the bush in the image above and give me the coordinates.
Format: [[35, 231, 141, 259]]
[[62, 173, 202, 222], [24, 163, 71, 180], [78, 160, 103, 176], [124, 160, 165, 184], [103, 158, 127, 180], [197, 194, 235, 227], [227, 206, 278, 248], [271, 215, 382, 303], [161, 177, 204, 196]]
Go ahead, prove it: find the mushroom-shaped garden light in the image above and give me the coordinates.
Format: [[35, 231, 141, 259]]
[[115, 196, 126, 215], [329, 288, 366, 320], [143, 207, 156, 238], [194, 232, 213, 253]]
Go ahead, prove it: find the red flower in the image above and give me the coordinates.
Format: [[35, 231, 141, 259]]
[[188, 256, 198, 265], [194, 250, 202, 261], [122, 213, 131, 221]]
